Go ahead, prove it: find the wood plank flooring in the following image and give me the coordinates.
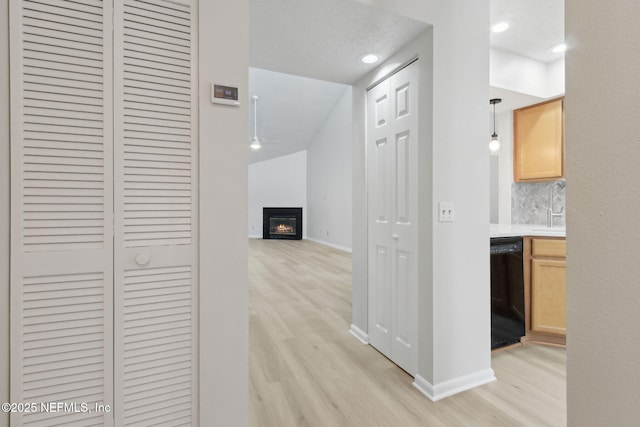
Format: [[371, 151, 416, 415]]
[[249, 239, 566, 427]]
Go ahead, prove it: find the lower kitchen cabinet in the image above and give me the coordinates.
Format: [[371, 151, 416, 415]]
[[524, 237, 567, 345], [531, 258, 566, 335]]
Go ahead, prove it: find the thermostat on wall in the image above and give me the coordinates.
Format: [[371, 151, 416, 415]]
[[211, 83, 240, 106]]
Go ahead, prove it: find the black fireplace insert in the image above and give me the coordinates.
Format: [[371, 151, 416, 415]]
[[263, 207, 302, 240]]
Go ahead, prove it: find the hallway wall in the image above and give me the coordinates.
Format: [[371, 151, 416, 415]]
[[307, 88, 353, 251], [566, 1, 640, 425]]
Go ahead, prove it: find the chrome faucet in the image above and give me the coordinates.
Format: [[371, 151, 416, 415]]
[[547, 180, 565, 227]]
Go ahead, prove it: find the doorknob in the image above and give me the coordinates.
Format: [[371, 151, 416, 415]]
[[135, 254, 150, 266], [392, 234, 399, 240]]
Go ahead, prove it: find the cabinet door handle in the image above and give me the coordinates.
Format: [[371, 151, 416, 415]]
[[392, 234, 399, 240]]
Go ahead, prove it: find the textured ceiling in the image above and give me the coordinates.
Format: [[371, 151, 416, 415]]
[[248, 0, 428, 163], [248, 68, 348, 164], [248, 0, 564, 162], [490, 0, 564, 63], [250, 0, 429, 84]]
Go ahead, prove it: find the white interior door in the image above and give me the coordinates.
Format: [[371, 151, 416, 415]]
[[9, 0, 114, 425], [367, 79, 393, 358], [10, 0, 198, 425], [113, 0, 198, 425], [367, 61, 418, 375]]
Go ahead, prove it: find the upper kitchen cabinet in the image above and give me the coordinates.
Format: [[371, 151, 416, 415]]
[[513, 98, 564, 182]]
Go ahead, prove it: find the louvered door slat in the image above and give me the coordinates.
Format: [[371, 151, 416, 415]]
[[24, 33, 103, 54], [123, 8, 190, 33], [124, 129, 191, 143], [124, 26, 189, 49], [23, 16, 104, 39], [123, 36, 191, 62], [126, 53, 191, 75], [124, 99, 190, 115], [25, 43, 103, 62], [24, 94, 104, 111], [114, 0, 198, 425], [23, 26, 103, 46], [125, 0, 190, 18], [125, 84, 191, 102], [125, 52, 190, 71], [24, 146, 104, 159], [123, 18, 190, 43], [25, 140, 104, 152], [25, 66, 104, 85], [10, 0, 114, 425], [125, 109, 191, 124], [128, 0, 189, 15], [24, 61, 103, 81], [23, 0, 104, 23], [23, 50, 104, 69]]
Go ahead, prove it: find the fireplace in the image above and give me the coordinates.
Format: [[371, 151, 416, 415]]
[[263, 207, 302, 240]]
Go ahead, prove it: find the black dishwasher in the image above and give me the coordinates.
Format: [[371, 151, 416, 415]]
[[490, 237, 525, 349]]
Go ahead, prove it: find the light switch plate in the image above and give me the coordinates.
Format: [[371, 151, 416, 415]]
[[439, 202, 454, 222]]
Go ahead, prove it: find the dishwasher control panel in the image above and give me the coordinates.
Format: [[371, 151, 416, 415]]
[[490, 238, 523, 255]]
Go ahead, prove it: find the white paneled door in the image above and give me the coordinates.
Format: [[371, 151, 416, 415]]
[[367, 61, 418, 376], [10, 0, 198, 425]]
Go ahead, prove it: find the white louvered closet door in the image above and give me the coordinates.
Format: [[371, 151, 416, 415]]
[[113, 1, 198, 425], [9, 0, 114, 426], [11, 0, 199, 426]]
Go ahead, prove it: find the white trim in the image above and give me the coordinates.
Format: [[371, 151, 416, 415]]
[[412, 375, 435, 400], [349, 324, 369, 345], [249, 235, 262, 239], [366, 56, 419, 91], [305, 237, 352, 253], [412, 369, 496, 402], [0, 0, 10, 421]]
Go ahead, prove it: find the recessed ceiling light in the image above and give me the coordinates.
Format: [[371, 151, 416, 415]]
[[361, 54, 379, 64], [552, 43, 567, 53], [491, 22, 510, 33]]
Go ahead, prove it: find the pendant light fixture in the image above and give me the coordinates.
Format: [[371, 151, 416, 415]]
[[250, 95, 261, 150], [489, 98, 502, 155]]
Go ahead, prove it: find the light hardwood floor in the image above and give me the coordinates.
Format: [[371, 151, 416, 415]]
[[249, 239, 566, 427]]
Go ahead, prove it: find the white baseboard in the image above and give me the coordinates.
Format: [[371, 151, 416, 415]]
[[412, 368, 496, 402], [248, 235, 262, 239], [349, 324, 369, 344], [305, 237, 352, 253]]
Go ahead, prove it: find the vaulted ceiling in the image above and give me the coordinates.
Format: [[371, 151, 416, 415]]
[[248, 0, 564, 163]]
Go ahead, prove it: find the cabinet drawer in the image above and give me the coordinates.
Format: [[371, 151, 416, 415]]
[[532, 238, 566, 258]]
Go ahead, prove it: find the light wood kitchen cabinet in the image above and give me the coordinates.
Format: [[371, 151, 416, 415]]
[[514, 98, 564, 182], [524, 237, 566, 345]]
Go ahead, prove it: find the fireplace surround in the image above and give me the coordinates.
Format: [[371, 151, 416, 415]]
[[263, 207, 302, 240]]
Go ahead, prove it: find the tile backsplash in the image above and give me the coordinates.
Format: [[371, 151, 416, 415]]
[[511, 180, 566, 226]]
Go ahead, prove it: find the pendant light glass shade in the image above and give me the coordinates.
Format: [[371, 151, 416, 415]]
[[489, 134, 500, 155], [489, 98, 502, 155]]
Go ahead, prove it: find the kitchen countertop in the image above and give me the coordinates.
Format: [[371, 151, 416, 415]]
[[490, 223, 566, 238]]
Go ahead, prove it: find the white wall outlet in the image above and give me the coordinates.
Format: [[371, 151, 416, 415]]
[[439, 202, 455, 222]]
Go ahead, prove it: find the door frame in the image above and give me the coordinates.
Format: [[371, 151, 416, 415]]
[[0, 0, 10, 420]]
